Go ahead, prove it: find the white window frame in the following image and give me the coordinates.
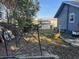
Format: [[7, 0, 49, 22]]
[[69, 13, 75, 23]]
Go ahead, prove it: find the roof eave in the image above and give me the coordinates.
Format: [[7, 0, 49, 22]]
[[54, 3, 65, 18], [64, 2, 79, 8], [54, 1, 79, 18]]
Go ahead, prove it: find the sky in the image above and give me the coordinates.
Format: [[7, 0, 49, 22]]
[[37, 0, 73, 18]]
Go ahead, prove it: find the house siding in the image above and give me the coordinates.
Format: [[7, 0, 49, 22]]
[[66, 5, 79, 32], [68, 5, 77, 31], [57, 4, 79, 32], [57, 5, 68, 30], [75, 7, 79, 31]]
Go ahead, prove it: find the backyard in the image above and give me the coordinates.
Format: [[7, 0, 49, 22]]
[[0, 0, 79, 59], [0, 28, 79, 59]]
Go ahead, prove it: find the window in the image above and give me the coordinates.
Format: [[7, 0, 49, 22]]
[[69, 13, 75, 23]]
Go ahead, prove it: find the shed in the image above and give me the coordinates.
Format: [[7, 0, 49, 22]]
[[54, 1, 79, 35]]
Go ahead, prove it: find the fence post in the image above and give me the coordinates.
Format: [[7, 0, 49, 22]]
[[37, 25, 42, 56], [2, 30, 8, 56]]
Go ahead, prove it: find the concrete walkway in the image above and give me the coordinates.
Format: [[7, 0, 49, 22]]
[[42, 51, 59, 59], [64, 38, 79, 47], [15, 51, 59, 59]]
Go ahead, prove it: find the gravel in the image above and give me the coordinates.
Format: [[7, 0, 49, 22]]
[[0, 33, 79, 59], [48, 43, 79, 59]]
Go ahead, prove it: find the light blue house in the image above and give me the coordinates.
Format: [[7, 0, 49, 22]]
[[0, 3, 7, 22], [55, 1, 79, 35]]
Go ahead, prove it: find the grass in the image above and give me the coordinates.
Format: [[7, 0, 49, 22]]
[[39, 29, 66, 45], [40, 29, 52, 37]]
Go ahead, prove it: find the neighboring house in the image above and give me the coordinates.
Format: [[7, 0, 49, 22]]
[[54, 1, 79, 35], [0, 3, 7, 22], [50, 18, 57, 28], [38, 18, 57, 29], [39, 20, 51, 29]]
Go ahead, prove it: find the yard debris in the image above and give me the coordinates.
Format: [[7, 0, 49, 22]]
[[0, 29, 79, 59]]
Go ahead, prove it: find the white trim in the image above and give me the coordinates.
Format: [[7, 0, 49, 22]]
[[72, 31, 79, 35], [64, 2, 79, 8], [69, 13, 75, 23]]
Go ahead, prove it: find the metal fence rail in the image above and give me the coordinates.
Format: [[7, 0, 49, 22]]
[[0, 55, 59, 59]]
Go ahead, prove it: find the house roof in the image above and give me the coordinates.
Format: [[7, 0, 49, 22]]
[[54, 1, 79, 18]]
